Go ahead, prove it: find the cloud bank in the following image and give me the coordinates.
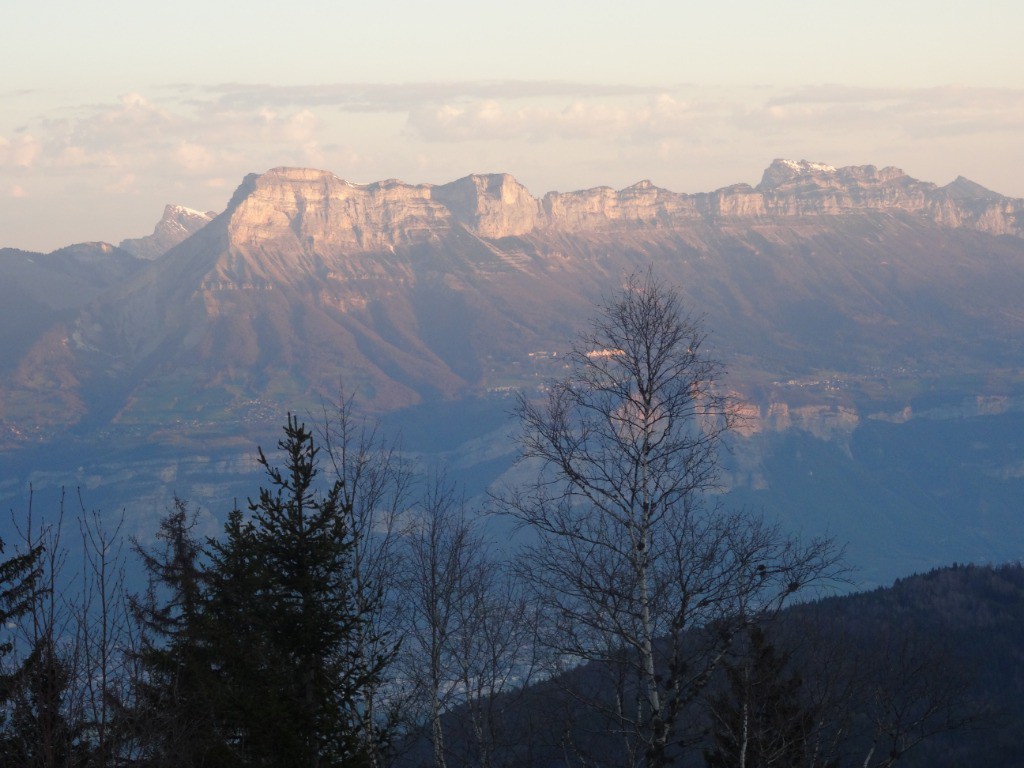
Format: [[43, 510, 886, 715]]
[[3, 81, 1023, 251]]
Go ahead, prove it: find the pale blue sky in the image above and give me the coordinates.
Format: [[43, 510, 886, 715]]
[[3, 0, 1022, 250]]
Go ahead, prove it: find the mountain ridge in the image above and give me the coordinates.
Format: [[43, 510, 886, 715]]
[[204, 159, 1024, 250], [3, 158, 1024, 441]]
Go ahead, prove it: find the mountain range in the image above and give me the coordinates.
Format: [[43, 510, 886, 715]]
[[2, 159, 1024, 584]]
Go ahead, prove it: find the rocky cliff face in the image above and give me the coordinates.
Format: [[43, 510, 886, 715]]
[[204, 160, 1024, 251], [432, 173, 541, 238], [539, 159, 1024, 236], [753, 159, 1024, 234], [7, 160, 1024, 592], [224, 168, 452, 254]]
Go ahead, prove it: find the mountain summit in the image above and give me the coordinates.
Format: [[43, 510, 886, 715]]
[[119, 204, 218, 259]]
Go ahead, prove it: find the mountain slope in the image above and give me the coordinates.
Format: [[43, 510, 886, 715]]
[[394, 564, 1024, 768], [3, 160, 1024, 443]]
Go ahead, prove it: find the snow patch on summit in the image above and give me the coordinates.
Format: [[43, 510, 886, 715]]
[[168, 204, 210, 218], [780, 159, 836, 174]]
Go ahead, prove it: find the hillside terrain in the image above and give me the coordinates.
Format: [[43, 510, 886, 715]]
[[396, 564, 1024, 767]]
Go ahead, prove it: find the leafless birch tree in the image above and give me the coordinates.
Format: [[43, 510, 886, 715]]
[[399, 476, 540, 768], [495, 271, 842, 767]]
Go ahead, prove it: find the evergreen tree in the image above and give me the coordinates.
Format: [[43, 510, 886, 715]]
[[129, 498, 232, 767], [0, 535, 48, 762], [206, 414, 393, 767], [0, 636, 83, 768], [704, 625, 830, 768], [0, 535, 42, 674]]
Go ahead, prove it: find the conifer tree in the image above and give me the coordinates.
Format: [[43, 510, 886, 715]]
[[0, 636, 82, 768], [0, 536, 48, 765], [704, 625, 829, 768], [206, 414, 393, 767], [0, 535, 42, 674], [129, 498, 230, 767]]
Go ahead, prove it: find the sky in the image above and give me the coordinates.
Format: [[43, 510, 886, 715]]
[[3, 0, 1023, 252]]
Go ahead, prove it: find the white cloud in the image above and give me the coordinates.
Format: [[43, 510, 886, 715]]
[[0, 134, 43, 168], [197, 81, 661, 113], [406, 93, 727, 143], [175, 141, 216, 173], [744, 85, 1024, 139]]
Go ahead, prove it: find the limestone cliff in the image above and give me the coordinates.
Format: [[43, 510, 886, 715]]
[[432, 173, 540, 238], [753, 159, 1024, 234], [8, 157, 1024, 432], [224, 167, 451, 253], [215, 160, 1024, 248]]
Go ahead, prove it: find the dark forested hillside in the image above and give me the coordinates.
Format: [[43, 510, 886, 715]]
[[790, 563, 1024, 768], [397, 564, 1024, 768]]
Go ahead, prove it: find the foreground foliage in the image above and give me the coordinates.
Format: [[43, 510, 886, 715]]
[[133, 415, 393, 767]]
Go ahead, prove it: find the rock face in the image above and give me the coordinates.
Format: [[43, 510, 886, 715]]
[[120, 204, 218, 259], [202, 160, 1024, 249], [8, 160, 1024, 592], [537, 159, 1024, 236], [224, 168, 450, 253], [433, 173, 541, 238]]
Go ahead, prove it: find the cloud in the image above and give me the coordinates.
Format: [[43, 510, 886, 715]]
[[0, 133, 43, 168], [175, 141, 217, 172], [744, 84, 1024, 139], [4, 91, 339, 181], [407, 92, 728, 143], [194, 80, 661, 113]]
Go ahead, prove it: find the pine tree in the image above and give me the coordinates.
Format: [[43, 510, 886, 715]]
[[129, 498, 232, 767], [206, 414, 393, 767], [0, 636, 83, 768], [704, 625, 829, 768], [0, 535, 42, 671], [0, 535, 48, 762]]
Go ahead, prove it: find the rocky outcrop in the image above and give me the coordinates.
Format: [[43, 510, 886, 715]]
[[224, 168, 452, 253], [432, 174, 541, 238], [120, 204, 217, 259], [542, 180, 703, 231], [9, 157, 1024, 433], [753, 159, 1024, 235]]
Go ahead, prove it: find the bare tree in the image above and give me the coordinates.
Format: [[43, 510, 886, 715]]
[[753, 601, 988, 768], [448, 546, 540, 768], [76, 504, 135, 767], [851, 626, 983, 768], [2, 490, 142, 767], [398, 475, 540, 768], [495, 271, 841, 767], [317, 389, 414, 765]]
